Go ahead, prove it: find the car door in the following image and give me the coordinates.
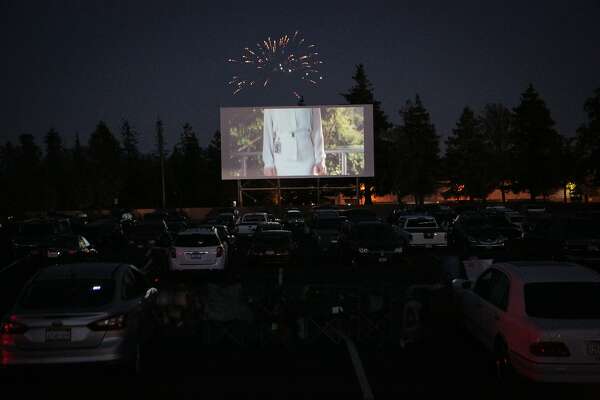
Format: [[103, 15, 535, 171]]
[[462, 269, 493, 343], [479, 270, 510, 351], [121, 269, 148, 340]]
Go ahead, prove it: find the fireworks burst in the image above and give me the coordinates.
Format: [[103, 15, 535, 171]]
[[227, 31, 323, 96]]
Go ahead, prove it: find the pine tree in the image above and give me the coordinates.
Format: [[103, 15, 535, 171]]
[[445, 107, 494, 200], [575, 88, 600, 200], [511, 85, 563, 199], [393, 95, 441, 205], [480, 104, 513, 202], [121, 120, 139, 162], [341, 64, 391, 204]]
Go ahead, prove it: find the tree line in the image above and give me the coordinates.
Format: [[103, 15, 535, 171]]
[[1, 64, 599, 213], [343, 65, 600, 205], [0, 120, 230, 214]]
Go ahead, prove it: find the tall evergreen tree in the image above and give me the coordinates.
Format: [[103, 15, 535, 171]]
[[445, 107, 494, 200], [15, 134, 43, 212], [88, 121, 122, 208], [392, 95, 441, 205], [480, 104, 513, 202], [44, 128, 65, 209], [575, 88, 600, 200], [120, 120, 139, 162], [511, 85, 563, 199], [156, 118, 166, 208], [341, 64, 391, 204]]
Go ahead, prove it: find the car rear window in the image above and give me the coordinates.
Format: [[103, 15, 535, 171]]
[[524, 282, 600, 319], [243, 214, 267, 223], [356, 225, 398, 241], [20, 279, 116, 310], [406, 218, 437, 228], [175, 234, 220, 247], [254, 233, 292, 247]]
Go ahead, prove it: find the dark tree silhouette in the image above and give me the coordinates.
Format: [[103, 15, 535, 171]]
[[392, 95, 441, 205], [511, 85, 563, 200], [88, 121, 122, 208], [480, 104, 513, 202], [44, 129, 65, 209], [445, 107, 494, 200], [575, 88, 600, 201], [341, 64, 391, 204]]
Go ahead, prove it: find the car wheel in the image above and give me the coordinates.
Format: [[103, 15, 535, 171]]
[[494, 339, 518, 386]]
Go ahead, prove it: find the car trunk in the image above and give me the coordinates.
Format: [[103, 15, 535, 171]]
[[533, 319, 600, 364], [12, 312, 108, 350], [174, 246, 219, 265]]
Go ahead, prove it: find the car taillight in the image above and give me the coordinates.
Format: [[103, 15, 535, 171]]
[[170, 247, 176, 258], [216, 246, 224, 257], [88, 315, 126, 331], [1, 316, 27, 334], [530, 342, 570, 357]]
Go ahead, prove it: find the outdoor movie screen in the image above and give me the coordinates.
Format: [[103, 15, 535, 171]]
[[220, 104, 374, 180]]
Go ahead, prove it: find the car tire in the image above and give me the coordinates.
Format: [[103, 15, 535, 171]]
[[494, 339, 518, 388]]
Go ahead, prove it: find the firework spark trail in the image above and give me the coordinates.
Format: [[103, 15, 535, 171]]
[[227, 31, 323, 96]]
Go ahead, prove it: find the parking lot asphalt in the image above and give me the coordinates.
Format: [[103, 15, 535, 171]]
[[2, 233, 600, 399]]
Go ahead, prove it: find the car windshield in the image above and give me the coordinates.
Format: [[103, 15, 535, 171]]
[[356, 225, 398, 241], [132, 224, 163, 234], [243, 214, 266, 223], [406, 218, 437, 228], [175, 234, 219, 247], [567, 220, 600, 239], [524, 282, 600, 319], [314, 219, 341, 230], [254, 233, 291, 247], [20, 279, 116, 310], [19, 223, 55, 236], [48, 236, 78, 248]]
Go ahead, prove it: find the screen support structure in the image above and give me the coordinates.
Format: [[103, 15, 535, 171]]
[[235, 179, 359, 207]]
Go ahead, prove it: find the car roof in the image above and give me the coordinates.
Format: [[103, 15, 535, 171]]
[[179, 228, 216, 235], [35, 263, 125, 281], [495, 261, 600, 284], [255, 229, 292, 236]]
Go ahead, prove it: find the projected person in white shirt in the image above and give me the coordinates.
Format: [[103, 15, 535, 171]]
[[262, 107, 326, 177]]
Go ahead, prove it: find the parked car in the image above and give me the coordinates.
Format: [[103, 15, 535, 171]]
[[452, 261, 600, 383], [127, 221, 170, 249], [485, 213, 524, 240], [43, 234, 98, 262], [10, 218, 72, 259], [80, 218, 124, 248], [397, 215, 448, 248], [247, 230, 296, 267], [450, 213, 506, 252], [236, 212, 269, 238], [338, 221, 406, 267], [0, 263, 159, 373], [509, 217, 600, 264], [310, 216, 344, 255], [169, 228, 227, 271]]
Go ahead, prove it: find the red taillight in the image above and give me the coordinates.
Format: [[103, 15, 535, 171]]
[[88, 315, 126, 331], [530, 342, 570, 357], [216, 246, 224, 257], [1, 317, 27, 334]]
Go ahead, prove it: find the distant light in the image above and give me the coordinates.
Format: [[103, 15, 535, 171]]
[[92, 286, 101, 291]]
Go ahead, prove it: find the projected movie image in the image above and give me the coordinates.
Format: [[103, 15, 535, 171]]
[[220, 105, 374, 179]]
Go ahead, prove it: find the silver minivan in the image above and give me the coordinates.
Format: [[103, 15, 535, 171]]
[[1, 263, 158, 373]]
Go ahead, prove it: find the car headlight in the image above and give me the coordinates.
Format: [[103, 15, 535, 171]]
[[358, 247, 369, 254]]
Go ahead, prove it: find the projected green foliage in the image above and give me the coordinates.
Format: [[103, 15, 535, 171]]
[[225, 106, 365, 174]]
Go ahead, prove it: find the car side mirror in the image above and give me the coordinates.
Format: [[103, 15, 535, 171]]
[[145, 287, 158, 299], [452, 279, 472, 291]]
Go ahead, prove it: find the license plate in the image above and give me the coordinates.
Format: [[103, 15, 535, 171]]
[[587, 341, 600, 356], [424, 233, 434, 239], [265, 250, 275, 255], [378, 257, 388, 263], [45, 328, 71, 343], [190, 254, 202, 260], [47, 251, 61, 258]]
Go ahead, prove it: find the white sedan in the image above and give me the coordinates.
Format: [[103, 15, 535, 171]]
[[453, 261, 600, 383]]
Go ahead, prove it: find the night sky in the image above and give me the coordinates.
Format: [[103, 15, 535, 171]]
[[1, 1, 599, 152]]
